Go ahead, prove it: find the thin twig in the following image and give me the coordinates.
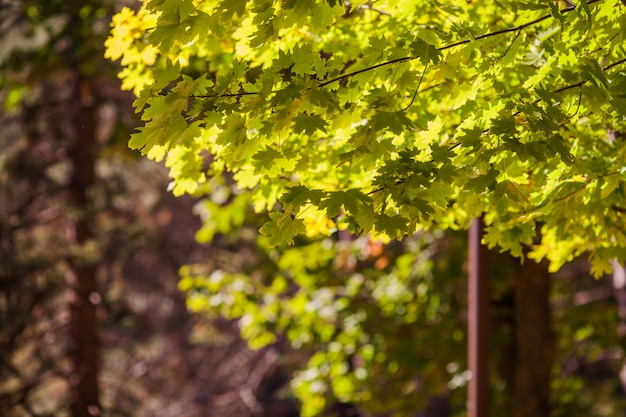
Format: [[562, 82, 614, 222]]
[[602, 57, 626, 71], [567, 88, 583, 118], [185, 0, 606, 98], [499, 30, 522, 60], [319, 56, 412, 87], [400, 63, 428, 111]]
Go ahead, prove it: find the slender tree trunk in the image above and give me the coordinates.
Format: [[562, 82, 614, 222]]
[[468, 217, 490, 417], [611, 261, 626, 402], [66, 71, 100, 417], [513, 258, 554, 417]]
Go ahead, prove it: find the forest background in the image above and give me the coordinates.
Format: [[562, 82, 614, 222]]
[[1, 1, 626, 417]]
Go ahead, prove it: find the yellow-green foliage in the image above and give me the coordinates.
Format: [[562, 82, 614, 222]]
[[106, 1, 626, 270]]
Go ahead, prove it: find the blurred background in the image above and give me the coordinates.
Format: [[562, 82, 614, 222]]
[[0, 1, 298, 416], [1, 1, 625, 417]]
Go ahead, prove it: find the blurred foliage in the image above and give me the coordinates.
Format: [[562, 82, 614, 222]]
[[182, 224, 467, 415], [1, 1, 625, 416], [178, 177, 626, 416], [0, 0, 299, 416]]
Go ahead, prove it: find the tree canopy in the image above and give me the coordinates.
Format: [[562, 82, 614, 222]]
[[104, 2, 626, 415], [107, 0, 626, 275]]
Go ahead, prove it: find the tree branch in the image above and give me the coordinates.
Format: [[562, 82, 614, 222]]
[[189, 0, 606, 98], [319, 56, 412, 87], [445, 56, 626, 152], [550, 57, 626, 95], [321, 0, 604, 87]]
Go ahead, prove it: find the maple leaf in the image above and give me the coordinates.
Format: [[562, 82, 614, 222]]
[[293, 113, 327, 135], [260, 212, 306, 247]]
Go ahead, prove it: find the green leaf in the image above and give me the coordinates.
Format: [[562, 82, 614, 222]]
[[178, 0, 196, 22], [293, 113, 327, 135], [152, 59, 181, 91], [410, 38, 442, 65], [370, 111, 414, 135], [374, 213, 408, 238], [465, 169, 499, 192], [260, 212, 306, 247], [219, 115, 247, 147], [490, 115, 516, 136], [283, 186, 325, 207], [218, 0, 247, 19], [456, 126, 484, 150]]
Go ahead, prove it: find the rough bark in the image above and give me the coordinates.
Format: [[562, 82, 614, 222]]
[[513, 258, 554, 417]]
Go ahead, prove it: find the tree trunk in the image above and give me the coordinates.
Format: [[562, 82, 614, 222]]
[[468, 217, 490, 417], [66, 72, 100, 417], [513, 258, 554, 417], [611, 261, 626, 401]]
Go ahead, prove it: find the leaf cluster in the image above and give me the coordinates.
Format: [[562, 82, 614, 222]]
[[107, 0, 626, 271]]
